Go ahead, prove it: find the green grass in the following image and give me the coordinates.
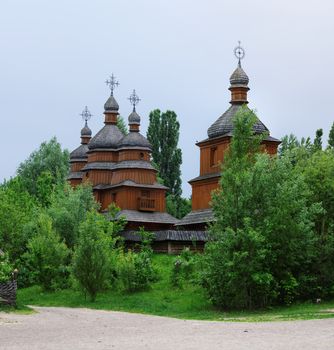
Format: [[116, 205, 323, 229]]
[[0, 302, 34, 314], [17, 254, 334, 322]]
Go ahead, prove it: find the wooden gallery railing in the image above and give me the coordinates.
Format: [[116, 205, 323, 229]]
[[138, 197, 155, 211]]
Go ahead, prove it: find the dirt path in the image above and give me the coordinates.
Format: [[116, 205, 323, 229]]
[[1, 307, 334, 350]]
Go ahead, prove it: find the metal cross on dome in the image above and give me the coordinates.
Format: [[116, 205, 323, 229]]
[[105, 73, 119, 96], [80, 106, 92, 124], [128, 89, 140, 111], [234, 41, 245, 66]]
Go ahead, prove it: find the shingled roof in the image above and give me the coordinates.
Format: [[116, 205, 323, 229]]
[[121, 230, 208, 242], [207, 105, 269, 139], [114, 210, 179, 224], [176, 208, 214, 226], [69, 144, 89, 161], [119, 132, 152, 149], [82, 160, 156, 172], [67, 171, 83, 180], [88, 124, 124, 150], [94, 180, 168, 190]]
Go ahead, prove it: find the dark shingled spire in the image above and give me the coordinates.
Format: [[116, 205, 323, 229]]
[[229, 64, 249, 86], [104, 95, 119, 112], [207, 43, 268, 139], [119, 91, 152, 149]]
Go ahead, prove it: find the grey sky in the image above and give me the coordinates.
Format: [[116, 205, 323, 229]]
[[1, 0, 333, 197]]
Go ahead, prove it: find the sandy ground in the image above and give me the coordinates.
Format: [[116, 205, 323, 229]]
[[1, 307, 334, 350]]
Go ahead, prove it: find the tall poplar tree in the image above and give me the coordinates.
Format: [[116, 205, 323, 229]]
[[328, 122, 334, 149], [147, 109, 182, 197], [313, 128, 323, 152]]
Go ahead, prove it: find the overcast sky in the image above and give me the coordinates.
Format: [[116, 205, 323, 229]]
[[1, 0, 333, 197]]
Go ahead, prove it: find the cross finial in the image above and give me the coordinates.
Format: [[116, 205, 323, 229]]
[[234, 41, 245, 66], [128, 89, 140, 112], [80, 106, 92, 126], [105, 73, 119, 96]]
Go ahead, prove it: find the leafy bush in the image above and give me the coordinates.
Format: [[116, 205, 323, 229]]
[[171, 248, 197, 288], [0, 177, 37, 261], [117, 228, 156, 293], [72, 211, 117, 301], [22, 213, 70, 291], [117, 249, 155, 293], [48, 183, 99, 248], [0, 252, 14, 283]]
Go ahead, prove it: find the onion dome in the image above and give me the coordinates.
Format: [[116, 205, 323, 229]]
[[104, 95, 119, 112], [119, 90, 152, 149], [81, 122, 92, 137], [104, 74, 120, 113], [229, 64, 249, 86], [128, 110, 141, 125], [207, 43, 268, 139]]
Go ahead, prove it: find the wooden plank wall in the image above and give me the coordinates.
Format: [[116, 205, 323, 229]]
[[191, 178, 219, 210]]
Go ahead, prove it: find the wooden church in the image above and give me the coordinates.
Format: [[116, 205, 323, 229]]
[[177, 45, 280, 230], [68, 44, 280, 252]]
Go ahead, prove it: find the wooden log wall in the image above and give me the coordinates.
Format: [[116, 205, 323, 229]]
[[99, 187, 166, 211], [71, 162, 86, 172], [112, 169, 156, 185], [88, 151, 118, 162], [118, 150, 150, 162], [191, 178, 219, 210], [199, 138, 230, 175]]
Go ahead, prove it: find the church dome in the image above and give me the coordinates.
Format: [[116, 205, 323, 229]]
[[207, 105, 268, 139], [128, 111, 141, 125], [229, 65, 249, 86], [119, 132, 152, 149], [81, 124, 92, 137], [104, 95, 119, 112], [70, 144, 89, 160], [88, 124, 124, 149]]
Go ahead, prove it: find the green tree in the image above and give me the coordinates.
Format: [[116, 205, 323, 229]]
[[117, 116, 128, 135], [279, 134, 300, 156], [17, 137, 69, 198], [328, 122, 334, 149], [72, 211, 117, 301], [22, 213, 70, 291], [47, 183, 99, 248], [0, 252, 14, 283], [0, 177, 37, 261], [166, 194, 191, 219], [313, 128, 323, 152], [204, 107, 320, 309], [147, 109, 182, 197], [296, 150, 334, 236]]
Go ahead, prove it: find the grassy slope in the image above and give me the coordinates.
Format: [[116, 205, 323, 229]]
[[17, 254, 334, 322]]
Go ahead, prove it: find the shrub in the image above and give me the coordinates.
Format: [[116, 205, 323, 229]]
[[72, 211, 116, 301], [171, 248, 197, 288], [0, 252, 14, 283], [22, 214, 70, 291], [48, 183, 99, 248], [117, 228, 156, 293], [117, 249, 155, 293]]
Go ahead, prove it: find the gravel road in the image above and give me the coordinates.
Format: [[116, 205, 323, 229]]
[[1, 306, 334, 350]]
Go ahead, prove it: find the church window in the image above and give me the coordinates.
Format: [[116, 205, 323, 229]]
[[210, 147, 218, 166]]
